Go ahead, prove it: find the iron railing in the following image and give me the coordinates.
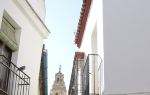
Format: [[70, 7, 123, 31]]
[[68, 59, 84, 95], [82, 54, 102, 95], [68, 62, 77, 95], [0, 55, 30, 95], [82, 55, 89, 95]]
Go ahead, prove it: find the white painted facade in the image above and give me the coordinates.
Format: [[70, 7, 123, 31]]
[[78, 0, 150, 95], [0, 0, 49, 95], [27, 0, 46, 21]]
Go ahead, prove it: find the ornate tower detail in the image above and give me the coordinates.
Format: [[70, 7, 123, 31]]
[[50, 65, 67, 95]]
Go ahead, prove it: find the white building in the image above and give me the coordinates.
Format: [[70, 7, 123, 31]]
[[0, 0, 49, 95], [75, 0, 150, 95]]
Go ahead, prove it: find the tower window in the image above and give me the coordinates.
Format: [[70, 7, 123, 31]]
[[57, 78, 59, 82]]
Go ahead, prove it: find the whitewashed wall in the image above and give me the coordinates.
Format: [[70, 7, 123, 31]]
[[79, 0, 103, 94], [79, 0, 150, 95], [103, 0, 150, 95], [27, 0, 46, 21], [0, 0, 49, 95]]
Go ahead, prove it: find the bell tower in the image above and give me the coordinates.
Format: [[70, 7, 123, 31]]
[[50, 65, 67, 95]]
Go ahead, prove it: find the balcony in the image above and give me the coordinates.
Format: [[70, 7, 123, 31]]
[[82, 55, 89, 95], [82, 54, 102, 95], [0, 55, 30, 95]]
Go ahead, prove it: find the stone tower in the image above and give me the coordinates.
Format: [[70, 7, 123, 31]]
[[50, 66, 67, 95]]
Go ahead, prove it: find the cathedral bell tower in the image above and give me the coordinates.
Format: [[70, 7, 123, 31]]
[[50, 66, 67, 95]]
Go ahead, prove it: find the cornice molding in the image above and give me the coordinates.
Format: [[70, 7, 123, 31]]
[[13, 0, 50, 39]]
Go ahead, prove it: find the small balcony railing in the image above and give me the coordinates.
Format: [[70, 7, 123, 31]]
[[0, 55, 30, 95], [82, 55, 89, 95], [82, 54, 102, 95]]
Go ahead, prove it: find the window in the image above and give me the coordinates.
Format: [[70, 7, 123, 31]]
[[0, 17, 13, 95], [0, 41, 12, 95], [57, 78, 59, 82]]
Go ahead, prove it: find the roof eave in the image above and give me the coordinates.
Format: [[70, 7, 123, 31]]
[[75, 0, 92, 48]]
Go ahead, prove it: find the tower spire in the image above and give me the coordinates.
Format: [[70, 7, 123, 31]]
[[59, 65, 61, 73]]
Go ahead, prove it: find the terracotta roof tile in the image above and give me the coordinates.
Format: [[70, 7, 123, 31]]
[[75, 0, 92, 48]]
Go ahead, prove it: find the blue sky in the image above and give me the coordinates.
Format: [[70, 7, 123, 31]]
[[44, 0, 82, 94]]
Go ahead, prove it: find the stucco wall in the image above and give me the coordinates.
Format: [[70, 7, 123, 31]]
[[103, 0, 150, 94], [79, 0, 150, 94], [27, 0, 46, 21], [0, 0, 48, 94]]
